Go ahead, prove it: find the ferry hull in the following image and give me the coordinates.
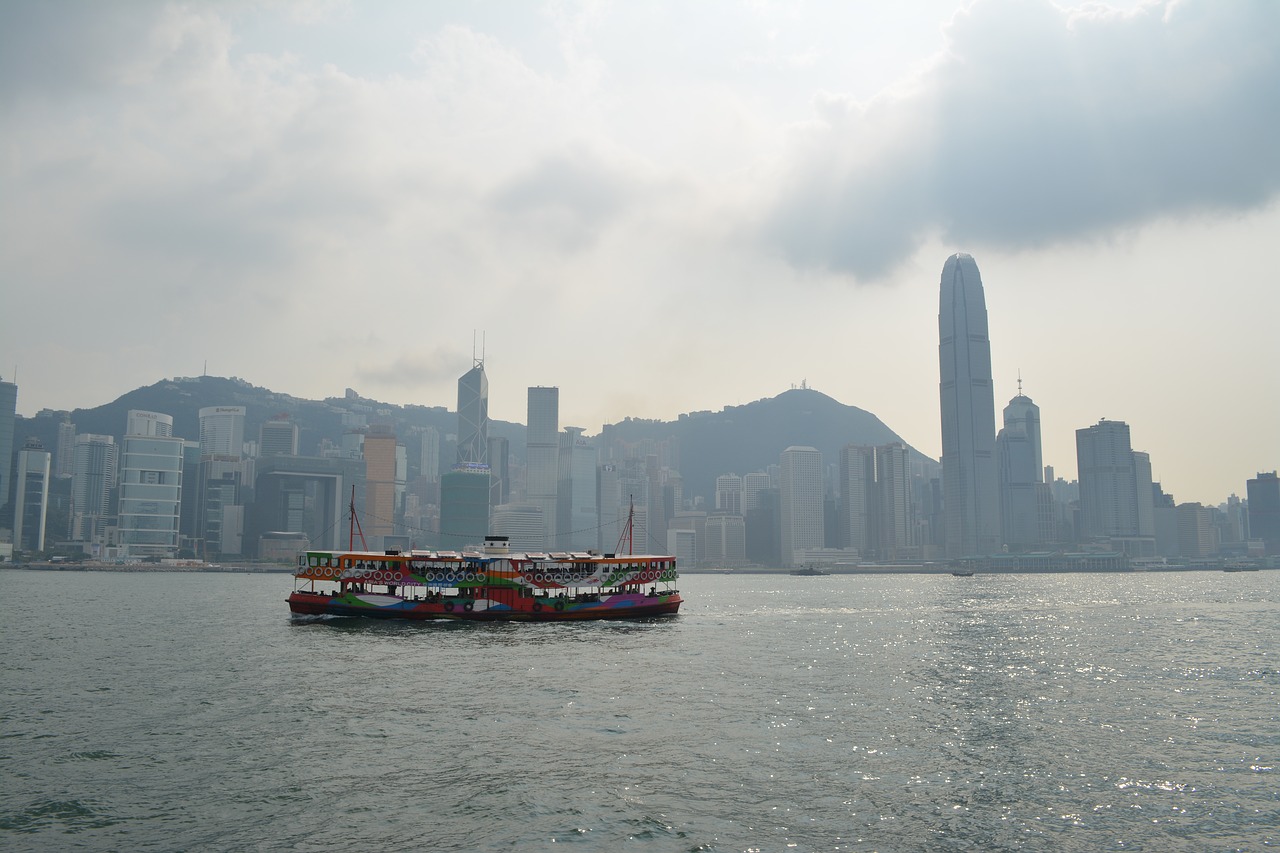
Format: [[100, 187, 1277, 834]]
[[288, 590, 681, 622]]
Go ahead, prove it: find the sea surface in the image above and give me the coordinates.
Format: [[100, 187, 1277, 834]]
[[1, 569, 1276, 852]]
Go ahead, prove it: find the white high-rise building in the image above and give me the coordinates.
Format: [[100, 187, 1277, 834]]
[[118, 410, 184, 558], [71, 434, 117, 541], [199, 406, 245, 457], [938, 253, 1001, 557], [527, 387, 560, 545], [780, 446, 824, 568], [715, 474, 744, 515], [743, 472, 771, 513]]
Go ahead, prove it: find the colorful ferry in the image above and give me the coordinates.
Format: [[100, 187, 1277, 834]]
[[287, 535, 681, 622]]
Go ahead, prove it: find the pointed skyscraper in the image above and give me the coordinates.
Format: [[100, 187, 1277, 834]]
[[938, 253, 1001, 557], [456, 357, 489, 466]]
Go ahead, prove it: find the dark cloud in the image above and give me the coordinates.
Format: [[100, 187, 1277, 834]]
[[0, 3, 162, 102], [763, 0, 1280, 280]]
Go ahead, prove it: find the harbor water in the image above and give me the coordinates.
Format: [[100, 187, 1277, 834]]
[[2, 569, 1276, 851]]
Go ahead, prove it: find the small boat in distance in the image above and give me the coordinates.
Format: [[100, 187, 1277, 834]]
[[790, 565, 829, 576], [951, 570, 975, 577], [288, 494, 681, 622]]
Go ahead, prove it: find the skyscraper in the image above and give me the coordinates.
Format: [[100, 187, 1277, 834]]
[[876, 443, 914, 561], [1075, 419, 1155, 555], [199, 406, 245, 457], [557, 427, 598, 551], [456, 359, 489, 466], [118, 410, 184, 558], [1247, 471, 1280, 555], [527, 386, 560, 545], [996, 387, 1053, 549], [259, 417, 299, 457], [938, 253, 1001, 557], [780, 446, 824, 567], [839, 445, 877, 558], [13, 438, 51, 552], [0, 378, 17, 527], [363, 425, 398, 546], [71, 434, 117, 542]]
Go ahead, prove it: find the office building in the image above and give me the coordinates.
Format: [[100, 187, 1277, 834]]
[[1075, 419, 1155, 555], [363, 425, 398, 547], [71, 434, 117, 541], [259, 417, 299, 457], [1176, 502, 1215, 559], [876, 443, 914, 560], [490, 502, 545, 551], [488, 435, 510, 507], [705, 513, 747, 567], [839, 445, 877, 558], [527, 387, 559, 545], [418, 425, 440, 483], [199, 406, 245, 457], [1247, 471, 1280, 555], [13, 438, 51, 552], [557, 427, 598, 551], [250, 454, 363, 553], [439, 464, 491, 551], [996, 389, 1053, 549], [55, 417, 76, 478], [938, 253, 1001, 557], [715, 474, 744, 515], [780, 446, 824, 567], [0, 378, 16, 527], [117, 410, 184, 558], [456, 359, 489, 466]]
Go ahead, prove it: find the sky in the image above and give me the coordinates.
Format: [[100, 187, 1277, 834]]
[[2, 0, 1277, 505]]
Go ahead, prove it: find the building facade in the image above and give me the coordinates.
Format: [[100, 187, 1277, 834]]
[[938, 253, 1001, 557], [117, 410, 184, 559], [780, 446, 824, 567], [13, 438, 51, 552], [526, 386, 560, 545]]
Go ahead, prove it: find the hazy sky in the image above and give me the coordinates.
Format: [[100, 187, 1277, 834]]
[[3, 0, 1277, 504]]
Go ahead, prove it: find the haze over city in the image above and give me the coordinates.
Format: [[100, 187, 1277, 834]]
[[3, 0, 1277, 505]]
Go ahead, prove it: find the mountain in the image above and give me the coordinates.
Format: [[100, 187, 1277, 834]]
[[16, 378, 933, 502], [600, 388, 930, 501]]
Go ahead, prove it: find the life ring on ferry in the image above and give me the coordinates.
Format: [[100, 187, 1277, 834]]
[[475, 573, 486, 582], [554, 600, 565, 612], [532, 602, 543, 612], [463, 601, 474, 612], [444, 601, 454, 612]]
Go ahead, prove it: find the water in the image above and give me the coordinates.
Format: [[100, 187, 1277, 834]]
[[2, 569, 1276, 852]]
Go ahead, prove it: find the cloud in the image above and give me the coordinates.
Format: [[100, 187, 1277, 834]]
[[762, 0, 1280, 280]]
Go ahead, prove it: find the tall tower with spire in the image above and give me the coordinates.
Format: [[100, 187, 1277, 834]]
[[456, 355, 489, 466], [997, 380, 1052, 548], [938, 253, 1001, 557]]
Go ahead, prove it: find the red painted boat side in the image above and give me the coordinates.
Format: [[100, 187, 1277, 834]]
[[287, 590, 682, 622]]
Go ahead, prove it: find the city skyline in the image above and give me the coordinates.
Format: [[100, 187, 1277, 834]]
[[3, 1, 1277, 506]]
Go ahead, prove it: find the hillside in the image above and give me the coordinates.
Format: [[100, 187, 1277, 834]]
[[16, 378, 933, 503]]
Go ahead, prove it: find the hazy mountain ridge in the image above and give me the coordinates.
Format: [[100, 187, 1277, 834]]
[[17, 378, 931, 502]]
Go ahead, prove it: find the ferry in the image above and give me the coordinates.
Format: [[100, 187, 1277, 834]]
[[287, 499, 681, 622]]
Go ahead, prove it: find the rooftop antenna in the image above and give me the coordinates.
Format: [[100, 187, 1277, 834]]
[[1017, 369, 1022, 396]]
